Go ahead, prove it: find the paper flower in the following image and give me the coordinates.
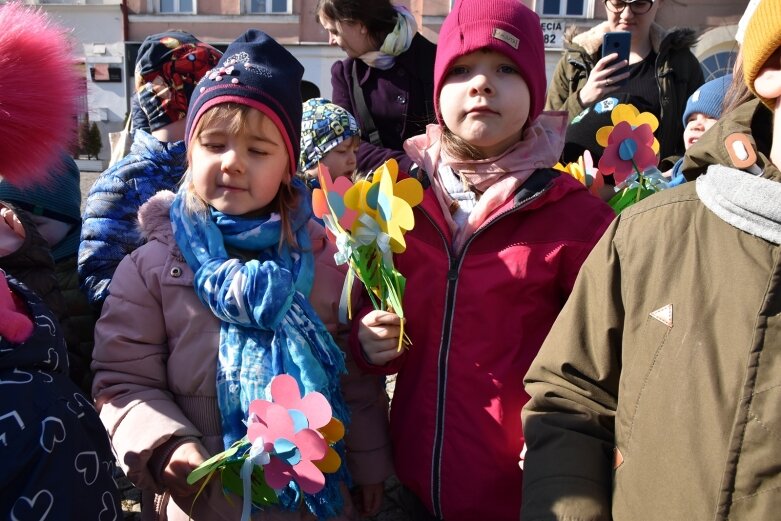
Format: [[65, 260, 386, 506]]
[[312, 165, 357, 233], [555, 149, 600, 188], [555, 150, 613, 200], [595, 103, 660, 155], [187, 374, 344, 519], [598, 121, 658, 185], [313, 159, 421, 351], [344, 159, 423, 253], [247, 375, 337, 494]]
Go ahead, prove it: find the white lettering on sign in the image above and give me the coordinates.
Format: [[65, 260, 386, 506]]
[[540, 19, 564, 50]]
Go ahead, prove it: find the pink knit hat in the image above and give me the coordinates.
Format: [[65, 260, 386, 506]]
[[434, 0, 546, 125]]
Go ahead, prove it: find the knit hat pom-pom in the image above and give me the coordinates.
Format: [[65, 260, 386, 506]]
[[0, 2, 84, 187]]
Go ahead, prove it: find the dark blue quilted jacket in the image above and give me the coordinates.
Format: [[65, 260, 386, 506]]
[[78, 129, 187, 307]]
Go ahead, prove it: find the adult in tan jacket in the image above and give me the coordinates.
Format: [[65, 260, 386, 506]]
[[522, 2, 781, 519], [92, 192, 393, 520], [545, 0, 702, 162]]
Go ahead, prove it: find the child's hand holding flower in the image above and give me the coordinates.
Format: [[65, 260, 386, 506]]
[[358, 310, 405, 366]]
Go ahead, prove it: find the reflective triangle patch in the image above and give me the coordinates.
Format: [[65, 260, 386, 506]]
[[649, 304, 673, 327]]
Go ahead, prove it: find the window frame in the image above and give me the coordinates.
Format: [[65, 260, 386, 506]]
[[700, 51, 736, 82], [537, 0, 593, 19], [158, 0, 195, 15], [245, 0, 291, 15]]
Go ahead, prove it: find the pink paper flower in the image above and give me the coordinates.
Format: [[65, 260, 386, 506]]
[[246, 375, 334, 494], [312, 164, 358, 233], [598, 121, 657, 185]]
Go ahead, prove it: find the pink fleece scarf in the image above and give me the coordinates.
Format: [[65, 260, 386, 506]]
[[403, 112, 568, 251]]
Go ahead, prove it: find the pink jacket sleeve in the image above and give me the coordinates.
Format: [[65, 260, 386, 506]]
[[91, 252, 201, 492]]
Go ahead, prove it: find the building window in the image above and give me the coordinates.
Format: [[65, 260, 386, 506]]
[[247, 0, 290, 14], [90, 64, 123, 83], [700, 51, 737, 82], [541, 0, 587, 17], [160, 0, 194, 14]]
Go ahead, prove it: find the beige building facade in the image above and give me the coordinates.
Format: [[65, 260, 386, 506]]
[[29, 0, 749, 164]]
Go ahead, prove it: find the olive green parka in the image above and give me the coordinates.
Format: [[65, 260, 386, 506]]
[[521, 100, 781, 520]]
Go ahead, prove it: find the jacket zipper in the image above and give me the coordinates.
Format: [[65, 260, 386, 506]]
[[422, 182, 553, 518]]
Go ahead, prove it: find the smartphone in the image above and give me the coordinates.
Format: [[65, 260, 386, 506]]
[[602, 31, 631, 87]]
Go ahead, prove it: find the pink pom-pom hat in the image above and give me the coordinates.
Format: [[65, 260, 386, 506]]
[[0, 2, 84, 187]]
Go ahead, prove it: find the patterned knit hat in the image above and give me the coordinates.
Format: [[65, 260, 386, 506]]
[[299, 98, 360, 170], [433, 0, 546, 125], [186, 29, 304, 176], [742, 0, 781, 108], [0, 154, 81, 225], [135, 31, 222, 131], [682, 74, 731, 126]]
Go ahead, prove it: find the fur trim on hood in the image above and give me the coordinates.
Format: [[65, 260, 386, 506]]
[[137, 190, 176, 244], [567, 21, 698, 56]]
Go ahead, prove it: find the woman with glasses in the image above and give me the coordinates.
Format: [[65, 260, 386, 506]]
[[545, 0, 703, 162]]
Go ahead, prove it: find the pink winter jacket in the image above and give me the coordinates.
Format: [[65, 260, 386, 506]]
[[92, 191, 392, 521]]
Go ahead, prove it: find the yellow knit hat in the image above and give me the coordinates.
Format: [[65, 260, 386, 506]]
[[742, 0, 781, 108]]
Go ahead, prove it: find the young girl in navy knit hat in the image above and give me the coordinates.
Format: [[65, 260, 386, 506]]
[[353, 0, 615, 519], [91, 29, 391, 520]]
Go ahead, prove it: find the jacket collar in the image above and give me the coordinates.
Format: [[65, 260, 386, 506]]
[[682, 99, 779, 183], [568, 21, 697, 58]]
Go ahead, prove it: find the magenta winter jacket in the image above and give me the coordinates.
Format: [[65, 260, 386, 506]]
[[92, 191, 393, 521], [351, 169, 615, 521]]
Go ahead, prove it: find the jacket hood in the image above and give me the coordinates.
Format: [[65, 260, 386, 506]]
[[137, 189, 177, 244], [568, 21, 698, 57], [681, 98, 780, 183]]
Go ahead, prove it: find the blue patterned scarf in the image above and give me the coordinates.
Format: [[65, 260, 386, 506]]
[[170, 179, 349, 517]]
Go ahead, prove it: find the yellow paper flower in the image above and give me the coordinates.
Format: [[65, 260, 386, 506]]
[[344, 159, 423, 253], [554, 161, 587, 186], [596, 103, 660, 155]]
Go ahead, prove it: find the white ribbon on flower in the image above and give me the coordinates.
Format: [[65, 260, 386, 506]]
[[240, 436, 271, 521], [333, 231, 354, 266], [353, 214, 393, 268]]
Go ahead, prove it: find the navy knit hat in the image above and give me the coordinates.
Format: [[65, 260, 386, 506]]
[[682, 74, 731, 127], [0, 154, 81, 224], [135, 31, 222, 132], [186, 30, 304, 176], [300, 98, 360, 171]]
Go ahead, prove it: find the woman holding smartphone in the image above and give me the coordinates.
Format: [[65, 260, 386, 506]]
[[546, 0, 702, 161]]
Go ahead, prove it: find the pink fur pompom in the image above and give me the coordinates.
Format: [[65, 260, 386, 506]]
[[0, 2, 84, 187]]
